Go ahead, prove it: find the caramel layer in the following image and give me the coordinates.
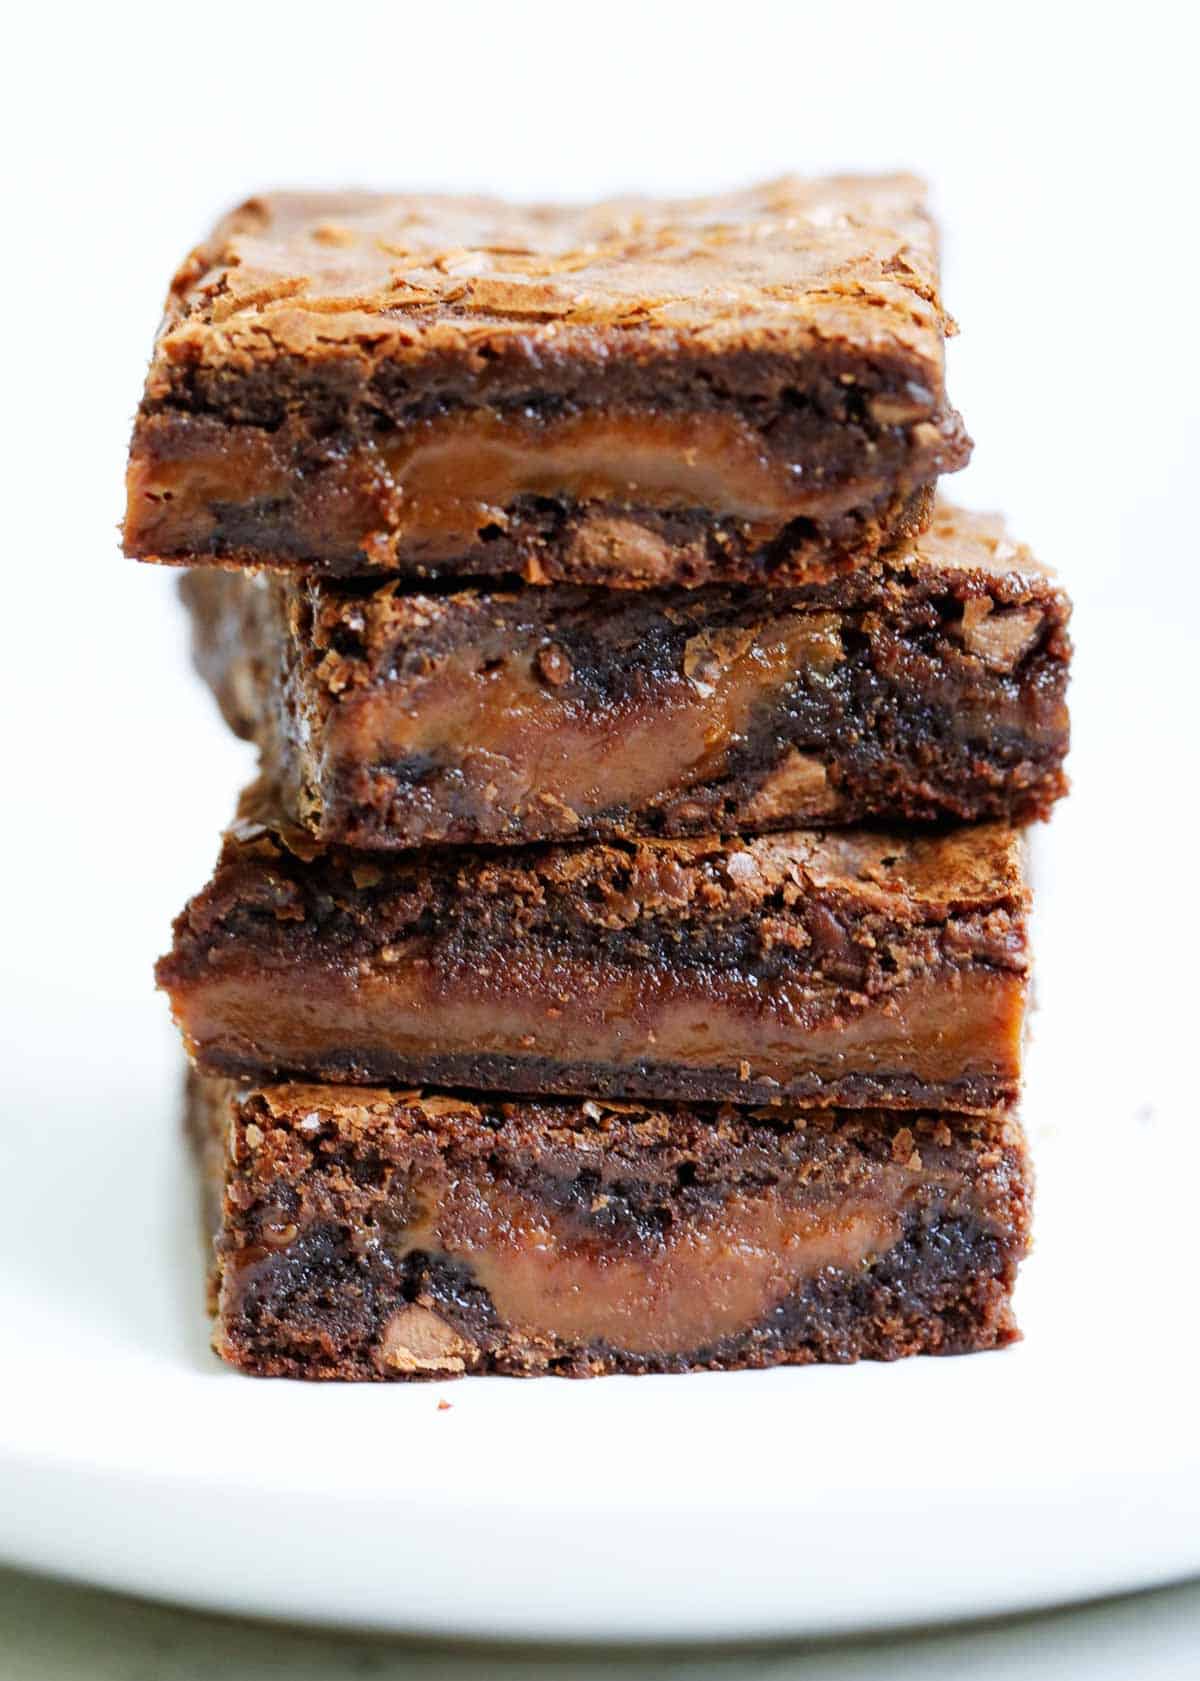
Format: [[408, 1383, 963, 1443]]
[[387, 1170, 914, 1356], [178, 962, 1024, 1105], [130, 408, 907, 565], [374, 410, 844, 541], [325, 613, 846, 829]]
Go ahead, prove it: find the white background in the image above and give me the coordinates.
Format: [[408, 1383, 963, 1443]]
[[2, 0, 1197, 1024], [2, 2, 1199, 1671]]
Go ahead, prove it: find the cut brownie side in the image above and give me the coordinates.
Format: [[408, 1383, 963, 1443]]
[[183, 506, 1070, 848], [125, 177, 969, 583], [160, 795, 1029, 1110], [188, 1074, 1031, 1379]]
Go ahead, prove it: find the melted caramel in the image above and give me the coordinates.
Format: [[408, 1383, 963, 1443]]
[[180, 964, 1024, 1101], [393, 1172, 907, 1355], [374, 411, 817, 541], [325, 613, 845, 828], [130, 408, 894, 563]]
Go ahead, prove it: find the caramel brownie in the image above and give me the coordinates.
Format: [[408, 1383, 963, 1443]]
[[183, 506, 1069, 848], [160, 791, 1029, 1111], [125, 176, 969, 584], [189, 1073, 1031, 1379]]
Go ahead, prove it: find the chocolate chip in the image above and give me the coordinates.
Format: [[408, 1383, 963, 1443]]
[[535, 644, 572, 686]]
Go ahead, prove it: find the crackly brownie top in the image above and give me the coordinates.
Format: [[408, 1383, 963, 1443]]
[[230, 1079, 1024, 1177], [206, 781, 1029, 942], [146, 174, 951, 382], [232, 775, 1020, 889], [901, 504, 1055, 587]]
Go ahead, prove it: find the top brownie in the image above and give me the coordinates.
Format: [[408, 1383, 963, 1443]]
[[124, 175, 970, 585]]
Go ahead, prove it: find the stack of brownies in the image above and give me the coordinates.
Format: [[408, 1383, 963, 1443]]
[[125, 176, 1071, 1380]]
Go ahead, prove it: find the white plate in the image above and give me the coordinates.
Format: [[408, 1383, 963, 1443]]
[[6, 11, 1199, 1643], [2, 726, 1199, 1640]]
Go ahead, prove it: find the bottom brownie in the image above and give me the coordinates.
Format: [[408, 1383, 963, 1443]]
[[188, 1073, 1032, 1380]]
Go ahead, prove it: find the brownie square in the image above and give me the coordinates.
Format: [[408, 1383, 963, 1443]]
[[126, 176, 969, 584], [182, 504, 1070, 847], [190, 1073, 1031, 1379], [160, 794, 1029, 1112]]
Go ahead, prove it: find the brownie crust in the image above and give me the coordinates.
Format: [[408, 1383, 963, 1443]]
[[189, 1074, 1031, 1380], [125, 178, 969, 583], [183, 505, 1070, 849], [160, 792, 1030, 1111]]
